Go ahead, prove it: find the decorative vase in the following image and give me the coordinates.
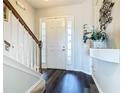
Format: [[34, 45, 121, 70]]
[[93, 40, 107, 49]]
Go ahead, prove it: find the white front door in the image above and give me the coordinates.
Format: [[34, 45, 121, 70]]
[[46, 18, 66, 69]]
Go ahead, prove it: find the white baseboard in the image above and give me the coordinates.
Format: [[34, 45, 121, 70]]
[[42, 64, 47, 69], [42, 65, 91, 75], [81, 69, 92, 75], [72, 69, 92, 75], [92, 75, 103, 93]]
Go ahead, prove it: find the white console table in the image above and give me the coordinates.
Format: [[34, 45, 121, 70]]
[[90, 49, 120, 93]]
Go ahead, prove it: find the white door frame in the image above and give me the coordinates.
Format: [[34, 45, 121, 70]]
[[39, 16, 75, 70]]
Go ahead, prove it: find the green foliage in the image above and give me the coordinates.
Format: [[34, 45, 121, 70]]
[[90, 31, 107, 41], [83, 26, 107, 43]]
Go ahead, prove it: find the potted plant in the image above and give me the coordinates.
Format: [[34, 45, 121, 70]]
[[90, 31, 107, 48], [83, 26, 107, 48]]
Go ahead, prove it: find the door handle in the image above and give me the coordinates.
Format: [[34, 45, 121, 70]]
[[62, 46, 66, 51], [62, 49, 66, 51]]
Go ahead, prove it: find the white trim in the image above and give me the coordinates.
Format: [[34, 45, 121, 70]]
[[40, 16, 75, 69], [90, 49, 120, 63], [3, 55, 41, 78], [81, 69, 92, 75], [92, 74, 103, 93], [25, 79, 45, 93], [40, 16, 74, 21], [74, 69, 92, 75], [66, 68, 92, 75], [42, 63, 47, 68]]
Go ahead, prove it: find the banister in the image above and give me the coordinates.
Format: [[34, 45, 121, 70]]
[[38, 41, 42, 73], [3, 0, 39, 44], [3, 0, 42, 73]]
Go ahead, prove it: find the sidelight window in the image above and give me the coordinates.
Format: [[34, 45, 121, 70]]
[[41, 22, 46, 63], [67, 20, 72, 65]]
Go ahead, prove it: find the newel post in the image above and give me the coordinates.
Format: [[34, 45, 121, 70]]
[[38, 40, 42, 73]]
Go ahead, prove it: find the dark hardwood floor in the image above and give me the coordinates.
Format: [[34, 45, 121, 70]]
[[42, 69, 99, 93]]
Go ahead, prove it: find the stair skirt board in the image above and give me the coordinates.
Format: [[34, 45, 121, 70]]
[[25, 80, 46, 93]]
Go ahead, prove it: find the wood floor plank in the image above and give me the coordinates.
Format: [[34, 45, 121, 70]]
[[42, 69, 99, 93]]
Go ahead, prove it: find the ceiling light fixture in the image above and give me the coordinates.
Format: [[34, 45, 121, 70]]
[[44, 0, 48, 2]]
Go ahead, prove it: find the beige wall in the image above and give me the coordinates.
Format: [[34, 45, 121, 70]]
[[35, 0, 93, 74], [8, 0, 120, 48], [35, 2, 93, 39], [93, 0, 120, 48], [9, 0, 36, 37]]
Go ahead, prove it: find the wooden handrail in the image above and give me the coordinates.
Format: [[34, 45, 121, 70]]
[[3, 0, 39, 44]]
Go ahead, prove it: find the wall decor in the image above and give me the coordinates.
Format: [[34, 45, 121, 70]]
[[16, 1, 26, 10], [3, 4, 10, 22], [99, 0, 115, 31]]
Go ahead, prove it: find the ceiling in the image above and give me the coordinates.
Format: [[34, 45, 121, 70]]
[[26, 0, 84, 9]]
